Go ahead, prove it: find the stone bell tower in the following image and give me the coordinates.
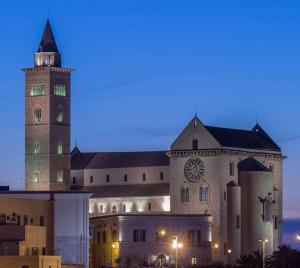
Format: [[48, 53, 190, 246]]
[[23, 19, 72, 191]]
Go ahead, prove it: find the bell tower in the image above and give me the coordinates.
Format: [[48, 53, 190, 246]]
[[23, 19, 72, 191]]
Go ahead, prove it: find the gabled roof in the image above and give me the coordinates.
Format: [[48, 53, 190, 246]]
[[238, 157, 270, 172], [71, 149, 169, 170], [205, 124, 281, 152], [37, 19, 59, 53], [85, 183, 170, 198]]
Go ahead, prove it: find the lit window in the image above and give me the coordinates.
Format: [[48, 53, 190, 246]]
[[33, 142, 41, 154], [30, 85, 45, 96], [56, 143, 62, 154], [56, 111, 63, 123], [191, 258, 197, 265], [33, 170, 40, 183], [57, 169, 63, 183], [33, 108, 42, 122], [229, 162, 234, 176], [53, 84, 66, 96]]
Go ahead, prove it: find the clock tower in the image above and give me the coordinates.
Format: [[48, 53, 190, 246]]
[[23, 20, 72, 191]]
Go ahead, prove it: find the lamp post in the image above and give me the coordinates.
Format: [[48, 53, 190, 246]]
[[227, 249, 232, 266], [172, 236, 183, 268], [259, 239, 268, 268]]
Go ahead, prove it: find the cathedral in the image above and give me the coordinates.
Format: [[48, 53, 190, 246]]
[[24, 20, 284, 267]]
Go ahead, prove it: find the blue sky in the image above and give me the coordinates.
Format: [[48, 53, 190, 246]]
[[0, 0, 299, 218]]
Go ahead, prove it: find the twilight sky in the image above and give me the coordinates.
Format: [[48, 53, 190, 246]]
[[0, 1, 299, 218]]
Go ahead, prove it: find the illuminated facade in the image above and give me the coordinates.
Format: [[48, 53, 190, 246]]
[[23, 19, 72, 191]]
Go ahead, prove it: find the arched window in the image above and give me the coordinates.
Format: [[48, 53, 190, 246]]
[[57, 142, 63, 155], [200, 184, 209, 202], [142, 173, 146, 181], [180, 186, 189, 202], [57, 169, 63, 183], [100, 205, 103, 213], [124, 174, 128, 182], [112, 205, 117, 213], [72, 177, 76, 184], [33, 108, 42, 123], [123, 204, 126, 212], [33, 170, 40, 183], [33, 141, 41, 154]]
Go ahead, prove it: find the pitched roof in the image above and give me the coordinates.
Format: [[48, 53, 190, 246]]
[[71, 149, 169, 170], [84, 183, 170, 198], [238, 157, 270, 172], [205, 124, 280, 152], [37, 19, 59, 53]]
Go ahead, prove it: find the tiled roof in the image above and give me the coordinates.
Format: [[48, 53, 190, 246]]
[[205, 124, 280, 151], [71, 150, 169, 170], [238, 157, 270, 172], [84, 183, 170, 198]]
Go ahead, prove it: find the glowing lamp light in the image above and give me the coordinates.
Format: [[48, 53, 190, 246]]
[[227, 249, 232, 254], [296, 234, 300, 241], [214, 243, 219, 249], [160, 229, 166, 236]]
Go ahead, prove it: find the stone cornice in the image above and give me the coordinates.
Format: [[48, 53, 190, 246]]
[[21, 66, 73, 73], [167, 149, 285, 160]]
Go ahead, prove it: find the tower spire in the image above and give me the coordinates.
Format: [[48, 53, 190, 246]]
[[38, 19, 59, 53], [35, 19, 61, 67]]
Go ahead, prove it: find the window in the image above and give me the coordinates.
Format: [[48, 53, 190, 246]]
[[270, 163, 274, 172], [148, 203, 152, 211], [191, 258, 197, 265], [0, 214, 6, 225], [97, 232, 100, 243], [90, 176, 94, 183], [224, 191, 227, 201], [123, 204, 126, 212], [142, 173, 146, 181], [160, 172, 164, 181], [112, 205, 117, 213], [57, 169, 63, 183], [42, 247, 46, 255], [57, 143, 63, 155], [32, 247, 38, 256], [200, 184, 209, 202], [22, 265, 30, 268], [30, 84, 45, 96], [124, 174, 127, 182], [33, 170, 40, 183], [236, 215, 240, 229], [133, 229, 146, 242], [33, 142, 41, 154], [40, 216, 45, 226], [102, 231, 106, 243], [72, 177, 76, 184], [100, 205, 103, 213], [106, 175, 110, 183], [192, 139, 198, 150], [23, 215, 28, 225], [53, 84, 66, 96], [56, 111, 63, 123], [274, 216, 278, 229], [187, 230, 201, 246], [112, 230, 117, 242], [33, 108, 42, 122], [229, 162, 234, 176], [180, 186, 189, 202]]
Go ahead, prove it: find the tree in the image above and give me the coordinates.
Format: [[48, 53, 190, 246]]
[[266, 244, 300, 268], [234, 250, 263, 268]]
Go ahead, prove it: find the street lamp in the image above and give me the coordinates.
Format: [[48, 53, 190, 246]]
[[172, 236, 183, 268], [259, 238, 268, 268], [227, 249, 232, 266]]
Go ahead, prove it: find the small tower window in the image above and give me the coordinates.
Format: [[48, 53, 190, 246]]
[[112, 205, 117, 213], [57, 143, 63, 155], [90, 176, 94, 183], [124, 174, 127, 182], [33, 170, 40, 183], [33, 108, 42, 122], [56, 111, 63, 123], [106, 175, 110, 183], [57, 169, 63, 183], [200, 184, 209, 202], [53, 84, 66, 96], [229, 162, 234, 176], [160, 172, 164, 181], [142, 173, 146, 181], [192, 139, 198, 150], [33, 142, 41, 154]]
